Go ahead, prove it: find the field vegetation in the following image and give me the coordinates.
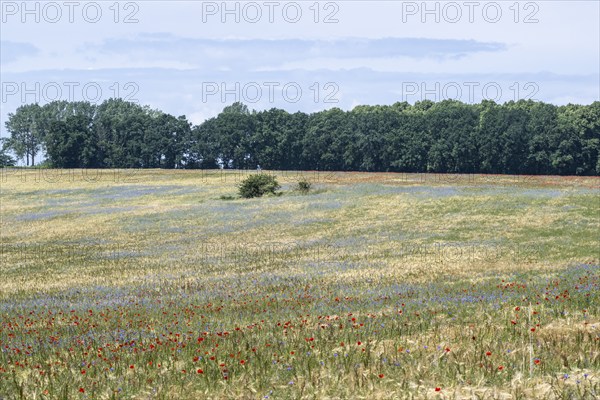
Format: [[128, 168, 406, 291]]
[[0, 169, 598, 399]]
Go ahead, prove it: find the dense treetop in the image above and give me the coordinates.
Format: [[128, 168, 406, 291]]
[[3, 99, 599, 175]]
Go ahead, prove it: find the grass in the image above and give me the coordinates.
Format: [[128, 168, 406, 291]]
[[0, 169, 599, 399]]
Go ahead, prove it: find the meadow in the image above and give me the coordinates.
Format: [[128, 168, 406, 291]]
[[0, 169, 598, 399]]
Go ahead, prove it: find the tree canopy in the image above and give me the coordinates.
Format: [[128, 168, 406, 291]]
[[3, 99, 599, 175]]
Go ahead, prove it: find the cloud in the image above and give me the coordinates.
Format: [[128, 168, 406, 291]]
[[0, 41, 40, 64], [83, 34, 507, 69]]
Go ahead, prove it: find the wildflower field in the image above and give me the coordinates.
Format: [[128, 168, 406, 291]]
[[0, 169, 599, 399]]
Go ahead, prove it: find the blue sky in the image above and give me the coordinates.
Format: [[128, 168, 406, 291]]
[[1, 0, 598, 137]]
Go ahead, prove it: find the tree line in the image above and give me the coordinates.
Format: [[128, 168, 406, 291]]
[[2, 99, 599, 175]]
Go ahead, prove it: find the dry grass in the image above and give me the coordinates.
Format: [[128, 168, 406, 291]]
[[0, 169, 598, 399]]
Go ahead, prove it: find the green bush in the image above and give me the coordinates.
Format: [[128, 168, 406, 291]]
[[238, 174, 281, 198], [296, 180, 312, 194]]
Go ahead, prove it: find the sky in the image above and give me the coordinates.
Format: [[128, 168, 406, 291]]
[[1, 0, 599, 138]]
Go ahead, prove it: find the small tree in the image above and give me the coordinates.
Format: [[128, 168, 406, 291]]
[[0, 138, 15, 167], [296, 180, 311, 194], [238, 173, 280, 198], [0, 149, 15, 167]]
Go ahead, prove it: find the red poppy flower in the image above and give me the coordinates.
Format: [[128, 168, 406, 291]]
[[485, 351, 492, 356], [378, 374, 384, 378], [357, 341, 362, 345], [197, 369, 204, 374], [79, 388, 85, 393], [129, 365, 134, 369], [435, 387, 441, 392], [498, 365, 504, 371]]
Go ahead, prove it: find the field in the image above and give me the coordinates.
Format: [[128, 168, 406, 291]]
[[0, 169, 599, 399]]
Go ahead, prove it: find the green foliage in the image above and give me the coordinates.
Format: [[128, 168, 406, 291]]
[[4, 100, 599, 175], [238, 173, 281, 198], [296, 180, 312, 194], [4, 104, 44, 166], [0, 138, 15, 167], [0, 151, 15, 167], [46, 115, 97, 168]]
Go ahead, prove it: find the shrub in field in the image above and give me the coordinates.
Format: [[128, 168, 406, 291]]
[[296, 180, 312, 194], [238, 174, 281, 198]]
